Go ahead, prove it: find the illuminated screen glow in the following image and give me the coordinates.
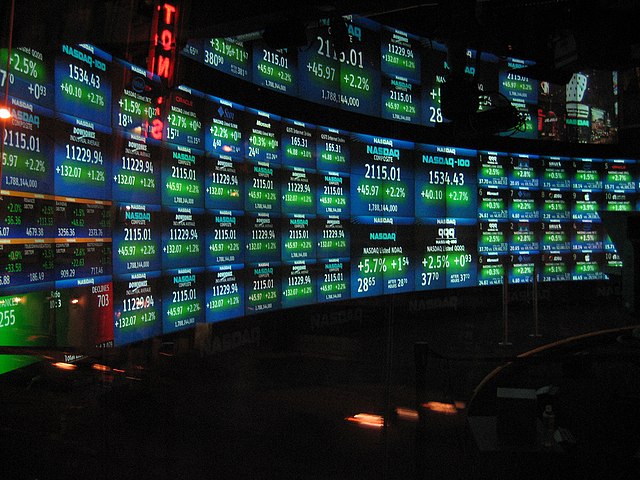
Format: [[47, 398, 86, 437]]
[[0, 40, 630, 357]]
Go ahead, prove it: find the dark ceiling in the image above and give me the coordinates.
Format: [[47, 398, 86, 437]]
[[3, 0, 640, 74], [184, 0, 640, 73]]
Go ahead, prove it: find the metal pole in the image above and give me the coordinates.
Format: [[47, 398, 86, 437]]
[[530, 264, 541, 337], [383, 294, 395, 479], [499, 267, 512, 345]]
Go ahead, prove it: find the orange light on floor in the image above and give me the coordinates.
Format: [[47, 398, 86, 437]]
[[52, 362, 77, 371], [345, 413, 385, 428], [422, 401, 458, 415], [395, 407, 419, 422], [92, 363, 111, 372]]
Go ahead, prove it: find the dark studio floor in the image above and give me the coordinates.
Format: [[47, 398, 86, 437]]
[[1, 281, 639, 479]]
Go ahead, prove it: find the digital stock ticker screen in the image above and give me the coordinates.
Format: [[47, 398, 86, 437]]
[[185, 14, 618, 144], [0, 17, 628, 354]]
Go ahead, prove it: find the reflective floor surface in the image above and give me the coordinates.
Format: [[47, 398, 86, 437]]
[[1, 283, 639, 479]]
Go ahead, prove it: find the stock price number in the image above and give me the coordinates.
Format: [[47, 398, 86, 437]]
[[365, 164, 401, 181]]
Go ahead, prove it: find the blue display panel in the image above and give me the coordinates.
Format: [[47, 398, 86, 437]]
[[478, 220, 509, 255], [299, 17, 381, 116], [204, 153, 243, 211], [416, 145, 477, 219], [509, 189, 541, 221], [206, 210, 244, 265], [54, 241, 111, 283], [111, 132, 161, 204], [1, 36, 635, 354], [572, 157, 603, 191], [281, 118, 315, 170], [317, 216, 350, 259], [205, 264, 244, 323], [478, 254, 507, 286], [571, 158, 603, 222], [379, 224, 415, 294], [1, 46, 55, 110], [297, 20, 338, 109], [245, 213, 280, 263], [281, 260, 316, 309], [203, 37, 251, 80], [55, 44, 111, 127], [317, 258, 350, 302], [113, 271, 162, 346], [540, 252, 572, 282], [350, 222, 414, 298], [478, 151, 509, 189], [572, 221, 603, 252], [381, 27, 421, 84], [317, 171, 350, 217], [604, 191, 634, 212], [603, 158, 635, 212], [246, 109, 280, 163], [0, 193, 54, 240], [498, 57, 538, 139], [111, 60, 161, 136], [509, 153, 539, 189], [112, 203, 161, 275], [571, 251, 605, 281], [282, 214, 316, 262], [351, 134, 415, 219], [316, 127, 350, 173], [203, 95, 245, 159], [182, 14, 620, 144], [0, 241, 55, 287], [161, 207, 205, 269], [162, 267, 205, 333], [378, 31, 424, 122], [540, 156, 571, 191], [541, 221, 572, 252], [1, 99, 55, 194], [415, 218, 477, 290], [541, 191, 571, 221], [53, 198, 111, 240], [381, 75, 420, 124], [477, 151, 509, 229], [572, 191, 603, 221], [509, 220, 540, 253], [164, 86, 204, 150], [245, 262, 280, 315], [54, 115, 112, 200], [161, 144, 204, 208], [282, 167, 316, 216], [245, 161, 280, 213], [252, 42, 297, 95], [508, 253, 539, 284], [478, 187, 509, 221]]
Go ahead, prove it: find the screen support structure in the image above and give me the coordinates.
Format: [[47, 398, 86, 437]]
[[600, 211, 637, 311], [0, 0, 16, 180]]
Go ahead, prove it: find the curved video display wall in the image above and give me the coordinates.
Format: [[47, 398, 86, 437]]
[[183, 14, 619, 143], [0, 43, 632, 350]]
